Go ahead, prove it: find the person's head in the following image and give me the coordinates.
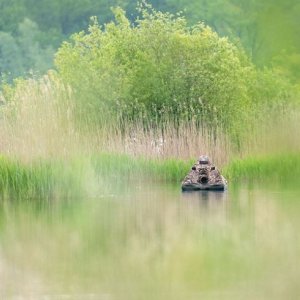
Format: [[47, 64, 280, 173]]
[[199, 155, 210, 165]]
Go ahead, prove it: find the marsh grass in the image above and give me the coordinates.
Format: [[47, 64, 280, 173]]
[[0, 74, 300, 200], [92, 153, 193, 183], [0, 152, 192, 201], [0, 74, 234, 164], [0, 73, 85, 161], [0, 156, 85, 201], [3, 150, 300, 202], [224, 153, 300, 184]]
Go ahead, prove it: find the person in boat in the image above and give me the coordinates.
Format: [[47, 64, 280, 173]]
[[182, 155, 226, 191]]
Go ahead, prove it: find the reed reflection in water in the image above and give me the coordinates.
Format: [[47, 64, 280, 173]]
[[0, 182, 300, 300]]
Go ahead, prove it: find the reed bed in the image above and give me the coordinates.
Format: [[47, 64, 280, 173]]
[[0, 74, 300, 200], [0, 156, 85, 201], [2, 150, 300, 202], [91, 153, 192, 183], [0, 74, 234, 165], [224, 153, 300, 183], [0, 153, 191, 201]]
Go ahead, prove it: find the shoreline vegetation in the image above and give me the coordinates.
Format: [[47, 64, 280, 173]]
[[0, 4, 300, 200], [1, 152, 300, 201]]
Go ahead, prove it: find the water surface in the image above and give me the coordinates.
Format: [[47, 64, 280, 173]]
[[1, 181, 300, 299]]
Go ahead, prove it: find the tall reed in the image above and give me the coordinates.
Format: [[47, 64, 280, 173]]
[[0, 156, 85, 201], [224, 153, 300, 183], [0, 73, 299, 192], [0, 74, 234, 165]]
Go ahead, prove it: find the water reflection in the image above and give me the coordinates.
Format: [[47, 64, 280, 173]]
[[182, 189, 227, 204], [1, 183, 300, 299], [180, 190, 228, 229]]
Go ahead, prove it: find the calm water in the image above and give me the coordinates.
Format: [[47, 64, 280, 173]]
[[1, 181, 300, 299]]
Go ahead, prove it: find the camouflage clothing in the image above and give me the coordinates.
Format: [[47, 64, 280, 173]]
[[182, 156, 227, 191]]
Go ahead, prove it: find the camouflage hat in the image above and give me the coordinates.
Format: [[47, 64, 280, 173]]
[[199, 155, 210, 165]]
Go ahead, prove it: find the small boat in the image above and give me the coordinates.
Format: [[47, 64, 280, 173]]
[[182, 155, 227, 191]]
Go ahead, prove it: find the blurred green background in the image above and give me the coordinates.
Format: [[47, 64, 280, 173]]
[[0, 0, 299, 82]]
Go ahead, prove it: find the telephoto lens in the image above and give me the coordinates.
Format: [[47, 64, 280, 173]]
[[200, 176, 208, 184]]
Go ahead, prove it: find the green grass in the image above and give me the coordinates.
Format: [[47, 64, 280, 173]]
[[0, 156, 84, 201], [92, 153, 193, 183], [2, 152, 300, 202], [0, 153, 193, 201], [223, 153, 300, 182]]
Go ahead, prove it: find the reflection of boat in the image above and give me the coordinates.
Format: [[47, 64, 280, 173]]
[[182, 155, 227, 191]]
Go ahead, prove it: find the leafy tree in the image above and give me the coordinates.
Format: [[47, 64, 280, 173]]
[[23, 0, 131, 44], [0, 32, 24, 81], [164, 0, 300, 81], [0, 19, 54, 81], [0, 0, 299, 84], [17, 18, 54, 73], [0, 0, 26, 32], [165, 0, 264, 60], [55, 5, 291, 136]]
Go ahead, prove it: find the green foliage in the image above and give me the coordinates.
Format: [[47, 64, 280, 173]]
[[0, 0, 128, 80], [3, 150, 300, 203], [165, 0, 300, 82], [17, 19, 54, 72], [165, 0, 264, 61], [0, 153, 191, 202], [92, 153, 192, 183], [223, 153, 300, 183], [0, 0, 300, 84], [0, 32, 24, 80], [0, 156, 84, 201], [0, 152, 190, 204], [0, 18, 54, 81], [55, 5, 293, 139], [24, 0, 130, 38], [0, 0, 27, 33]]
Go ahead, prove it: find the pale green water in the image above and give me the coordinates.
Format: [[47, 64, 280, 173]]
[[1, 182, 300, 299]]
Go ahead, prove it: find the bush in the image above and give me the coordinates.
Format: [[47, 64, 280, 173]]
[[55, 4, 293, 137]]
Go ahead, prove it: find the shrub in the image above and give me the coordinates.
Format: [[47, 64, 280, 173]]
[[55, 4, 266, 133]]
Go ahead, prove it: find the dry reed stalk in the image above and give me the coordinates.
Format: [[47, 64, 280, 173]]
[[1, 75, 299, 165], [0, 75, 233, 165], [95, 121, 233, 166], [0, 75, 83, 161], [240, 109, 300, 158]]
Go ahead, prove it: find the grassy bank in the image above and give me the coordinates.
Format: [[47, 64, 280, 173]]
[[92, 153, 192, 183], [2, 152, 300, 201], [0, 154, 193, 201], [223, 153, 300, 183], [0, 156, 85, 201], [0, 74, 299, 199]]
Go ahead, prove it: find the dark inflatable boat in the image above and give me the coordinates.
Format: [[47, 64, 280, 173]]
[[182, 155, 227, 191]]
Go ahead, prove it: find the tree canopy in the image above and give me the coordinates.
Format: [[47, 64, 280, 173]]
[[0, 0, 299, 83], [55, 5, 292, 137]]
